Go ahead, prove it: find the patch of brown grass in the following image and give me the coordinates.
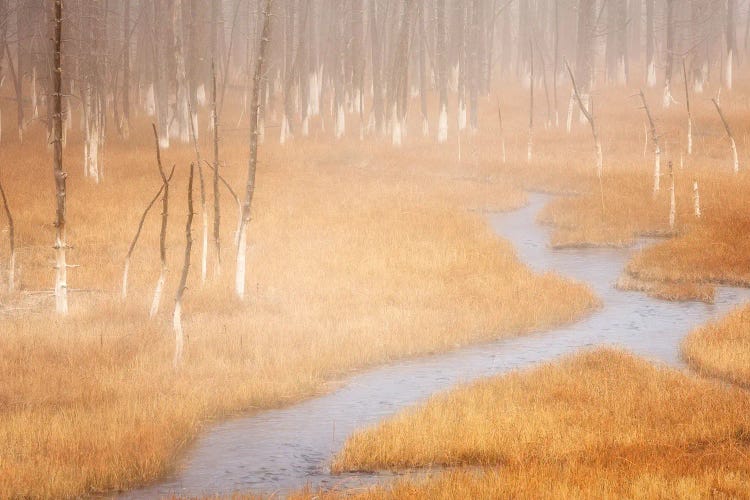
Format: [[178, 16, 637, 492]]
[[683, 305, 750, 388], [615, 274, 715, 303], [0, 99, 596, 497], [322, 350, 750, 498]]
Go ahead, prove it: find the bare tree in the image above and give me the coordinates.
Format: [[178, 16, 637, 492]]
[[174, 163, 195, 368], [0, 169, 13, 292], [712, 97, 739, 174], [565, 58, 602, 177], [236, 0, 273, 300], [638, 89, 662, 195], [150, 124, 172, 317], [52, 0, 68, 315]]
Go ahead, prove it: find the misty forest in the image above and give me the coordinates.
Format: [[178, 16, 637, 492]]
[[3, 0, 750, 497]]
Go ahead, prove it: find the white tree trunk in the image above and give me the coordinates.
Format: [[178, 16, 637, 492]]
[[595, 139, 603, 178], [647, 58, 656, 87], [280, 114, 290, 144], [145, 83, 156, 116], [687, 118, 693, 155], [196, 83, 207, 106], [437, 104, 448, 143], [201, 211, 208, 283], [335, 104, 345, 139], [458, 99, 467, 131], [121, 258, 130, 300], [527, 129, 533, 162], [730, 136, 739, 173], [55, 234, 68, 314], [390, 104, 402, 146], [566, 89, 575, 133], [149, 267, 166, 318], [725, 49, 733, 90], [669, 173, 676, 230], [8, 249, 14, 293], [653, 146, 661, 195], [235, 226, 247, 299], [173, 300, 184, 367], [662, 84, 673, 108], [693, 180, 701, 218]]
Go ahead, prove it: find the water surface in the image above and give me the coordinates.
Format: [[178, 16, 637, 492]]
[[125, 193, 750, 498]]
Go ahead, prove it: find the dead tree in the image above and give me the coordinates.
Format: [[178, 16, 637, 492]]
[[662, 0, 675, 107], [693, 179, 701, 218], [236, 0, 273, 300], [150, 124, 171, 317], [527, 39, 534, 162], [211, 61, 221, 277], [122, 165, 176, 300], [669, 161, 675, 230], [498, 103, 506, 163], [436, 0, 448, 143], [0, 172, 14, 292], [682, 58, 692, 155], [646, 0, 655, 86], [174, 163, 195, 368], [712, 98, 739, 174], [638, 90, 662, 195], [565, 59, 602, 177], [52, 0, 67, 314], [726, 0, 736, 89]]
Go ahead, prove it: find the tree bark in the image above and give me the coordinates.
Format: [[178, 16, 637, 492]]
[[52, 0, 68, 315], [236, 0, 273, 300]]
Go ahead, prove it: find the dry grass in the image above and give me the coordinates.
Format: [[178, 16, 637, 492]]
[[322, 349, 750, 498], [508, 83, 750, 295], [683, 305, 750, 388], [615, 273, 716, 303], [0, 97, 596, 497]]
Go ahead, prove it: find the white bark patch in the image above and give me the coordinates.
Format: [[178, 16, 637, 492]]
[[653, 146, 661, 195], [437, 105, 448, 144], [725, 50, 733, 90], [390, 104, 402, 146], [196, 83, 207, 107], [687, 118, 693, 155], [458, 100, 467, 131], [566, 89, 575, 133], [616, 56, 627, 85], [662, 85, 674, 108], [150, 268, 166, 318], [145, 83, 156, 116], [8, 249, 15, 293], [173, 300, 184, 367], [55, 235, 68, 315], [334, 104, 345, 139], [669, 173, 676, 230], [693, 180, 701, 218], [121, 258, 130, 300], [31, 68, 38, 119], [235, 227, 247, 299], [647, 59, 657, 87], [280, 115, 290, 144]]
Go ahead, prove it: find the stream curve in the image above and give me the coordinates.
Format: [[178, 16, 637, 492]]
[[124, 193, 750, 498]]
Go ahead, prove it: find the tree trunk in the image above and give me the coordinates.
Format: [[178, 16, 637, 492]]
[[236, 0, 273, 300], [52, 0, 67, 314]]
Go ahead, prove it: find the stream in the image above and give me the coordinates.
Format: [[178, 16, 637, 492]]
[[124, 193, 750, 498]]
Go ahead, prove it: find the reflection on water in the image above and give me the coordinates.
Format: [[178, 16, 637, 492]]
[[124, 193, 750, 498]]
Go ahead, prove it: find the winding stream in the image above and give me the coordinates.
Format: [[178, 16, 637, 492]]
[[125, 193, 750, 498]]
